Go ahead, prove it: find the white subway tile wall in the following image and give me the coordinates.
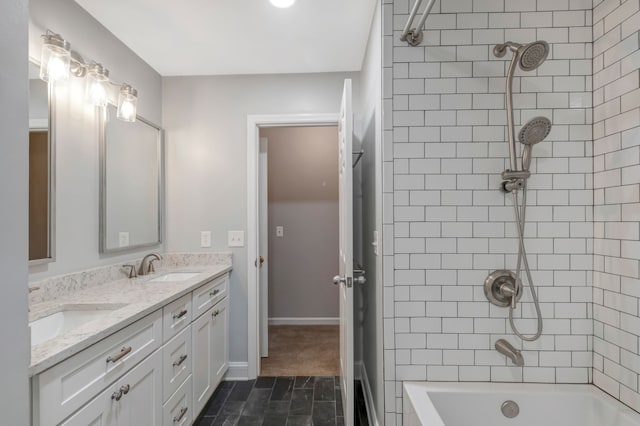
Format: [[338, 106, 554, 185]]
[[592, 0, 640, 413], [382, 0, 600, 424]]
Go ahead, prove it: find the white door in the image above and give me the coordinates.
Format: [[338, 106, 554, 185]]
[[259, 137, 269, 358], [335, 78, 354, 426]]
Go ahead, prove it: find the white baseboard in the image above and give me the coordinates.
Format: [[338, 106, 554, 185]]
[[224, 362, 249, 381], [359, 362, 380, 426], [268, 317, 339, 325]]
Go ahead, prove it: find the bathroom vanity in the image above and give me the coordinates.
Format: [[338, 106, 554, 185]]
[[29, 265, 231, 426]]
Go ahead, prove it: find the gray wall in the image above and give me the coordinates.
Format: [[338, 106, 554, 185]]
[[262, 126, 339, 320], [0, 0, 30, 422], [163, 72, 359, 365], [356, 1, 384, 422], [28, 0, 163, 280]]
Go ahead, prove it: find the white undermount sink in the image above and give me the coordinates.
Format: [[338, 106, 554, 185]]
[[30, 308, 119, 346], [147, 272, 200, 282]]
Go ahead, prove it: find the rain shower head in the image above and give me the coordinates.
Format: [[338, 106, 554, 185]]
[[518, 116, 552, 145], [493, 40, 549, 71], [518, 41, 549, 71]]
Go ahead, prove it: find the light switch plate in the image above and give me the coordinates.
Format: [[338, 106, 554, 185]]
[[119, 232, 130, 247], [228, 230, 245, 247], [201, 231, 212, 248], [276, 226, 284, 237]]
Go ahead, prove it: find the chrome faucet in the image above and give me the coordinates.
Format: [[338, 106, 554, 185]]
[[138, 253, 162, 276], [495, 339, 524, 366]]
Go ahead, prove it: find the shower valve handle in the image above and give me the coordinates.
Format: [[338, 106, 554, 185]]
[[499, 282, 518, 309]]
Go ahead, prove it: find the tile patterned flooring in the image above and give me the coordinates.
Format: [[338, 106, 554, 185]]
[[194, 377, 369, 426]]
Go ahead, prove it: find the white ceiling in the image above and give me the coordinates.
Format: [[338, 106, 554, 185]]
[[73, 0, 377, 77]]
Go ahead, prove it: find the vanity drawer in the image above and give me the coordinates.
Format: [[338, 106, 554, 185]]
[[35, 309, 163, 426], [192, 273, 228, 319], [163, 375, 193, 426], [163, 325, 192, 402], [163, 293, 192, 342]]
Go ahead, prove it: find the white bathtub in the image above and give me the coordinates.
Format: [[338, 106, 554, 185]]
[[403, 382, 640, 426]]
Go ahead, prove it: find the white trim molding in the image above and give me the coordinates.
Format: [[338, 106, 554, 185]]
[[268, 317, 340, 325], [224, 362, 250, 381], [247, 113, 340, 379]]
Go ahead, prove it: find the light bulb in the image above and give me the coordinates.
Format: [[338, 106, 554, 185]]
[[47, 57, 68, 81], [88, 82, 107, 106], [86, 63, 110, 107], [119, 100, 135, 120], [117, 84, 138, 122], [269, 0, 295, 8]]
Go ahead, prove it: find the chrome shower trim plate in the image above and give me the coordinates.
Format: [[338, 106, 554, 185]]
[[484, 269, 523, 307]]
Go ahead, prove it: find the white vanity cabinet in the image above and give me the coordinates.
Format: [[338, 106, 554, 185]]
[[33, 310, 163, 426], [60, 349, 163, 426], [192, 284, 229, 416], [31, 271, 230, 426]]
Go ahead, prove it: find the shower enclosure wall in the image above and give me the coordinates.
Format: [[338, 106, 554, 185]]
[[379, 0, 639, 424]]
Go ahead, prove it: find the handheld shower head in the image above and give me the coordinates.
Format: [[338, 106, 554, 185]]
[[519, 116, 552, 171], [519, 116, 552, 145], [518, 40, 549, 71]]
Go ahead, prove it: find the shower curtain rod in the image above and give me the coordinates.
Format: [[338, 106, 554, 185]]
[[400, 0, 437, 46]]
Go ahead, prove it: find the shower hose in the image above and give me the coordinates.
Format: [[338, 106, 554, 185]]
[[510, 182, 543, 341]]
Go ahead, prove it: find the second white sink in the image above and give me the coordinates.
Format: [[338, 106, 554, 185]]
[[30, 308, 119, 346], [147, 272, 200, 282]]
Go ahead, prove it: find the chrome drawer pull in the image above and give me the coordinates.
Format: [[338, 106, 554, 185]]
[[209, 289, 220, 297], [173, 406, 188, 423], [173, 309, 188, 319], [212, 309, 220, 317], [106, 346, 132, 363], [173, 354, 188, 367]]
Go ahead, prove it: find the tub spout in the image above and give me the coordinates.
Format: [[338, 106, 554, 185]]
[[496, 339, 524, 366]]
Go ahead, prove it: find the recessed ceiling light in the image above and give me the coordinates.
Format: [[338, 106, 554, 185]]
[[270, 0, 295, 8]]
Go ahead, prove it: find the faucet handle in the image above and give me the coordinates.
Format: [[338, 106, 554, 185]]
[[123, 264, 138, 279], [148, 259, 156, 274]]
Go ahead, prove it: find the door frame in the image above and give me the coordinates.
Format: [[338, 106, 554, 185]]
[[246, 113, 340, 379]]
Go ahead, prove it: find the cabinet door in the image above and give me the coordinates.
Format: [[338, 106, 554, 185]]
[[117, 350, 163, 426], [192, 306, 215, 416], [59, 386, 118, 426], [211, 297, 229, 386], [60, 351, 161, 426]]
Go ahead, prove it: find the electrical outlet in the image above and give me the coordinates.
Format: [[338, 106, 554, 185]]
[[201, 231, 212, 248], [228, 230, 245, 247], [276, 226, 284, 237], [119, 232, 130, 247]]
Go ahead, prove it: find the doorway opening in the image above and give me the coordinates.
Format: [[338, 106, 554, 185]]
[[246, 80, 354, 424], [258, 125, 340, 377]]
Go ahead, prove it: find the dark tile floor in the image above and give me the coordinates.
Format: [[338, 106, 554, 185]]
[[193, 377, 369, 426]]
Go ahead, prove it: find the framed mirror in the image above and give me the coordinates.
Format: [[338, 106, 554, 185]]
[[29, 60, 55, 264], [99, 104, 163, 253]]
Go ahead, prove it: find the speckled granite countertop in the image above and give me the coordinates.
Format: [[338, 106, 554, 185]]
[[29, 264, 232, 376]]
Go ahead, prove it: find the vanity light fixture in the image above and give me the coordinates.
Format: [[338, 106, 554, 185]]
[[39, 31, 71, 82], [86, 63, 110, 107], [269, 0, 296, 8], [39, 29, 139, 122], [117, 84, 138, 123]]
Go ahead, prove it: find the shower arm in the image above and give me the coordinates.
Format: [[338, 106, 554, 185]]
[[505, 52, 520, 173]]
